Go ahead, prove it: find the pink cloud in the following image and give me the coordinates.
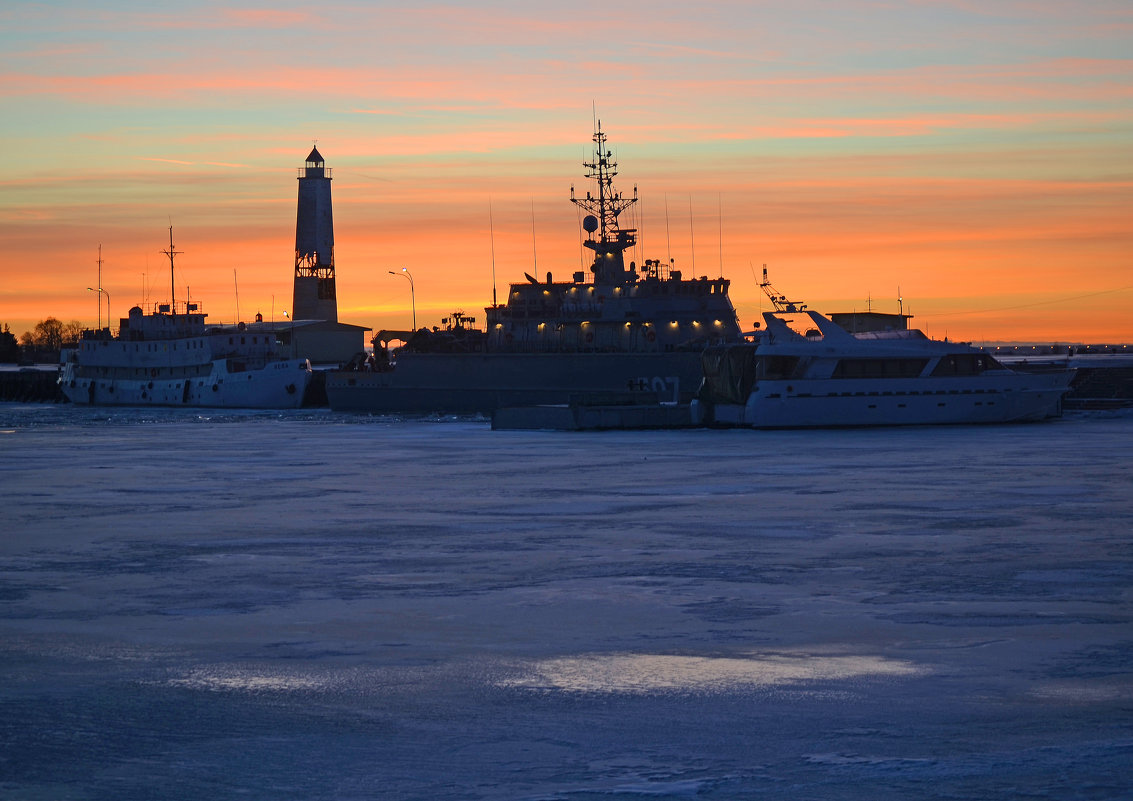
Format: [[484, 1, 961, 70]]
[[217, 8, 315, 28]]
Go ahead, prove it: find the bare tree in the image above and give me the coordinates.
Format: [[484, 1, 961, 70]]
[[62, 320, 85, 344], [21, 318, 65, 351]]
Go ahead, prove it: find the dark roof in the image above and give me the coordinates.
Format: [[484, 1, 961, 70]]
[[305, 146, 324, 164]]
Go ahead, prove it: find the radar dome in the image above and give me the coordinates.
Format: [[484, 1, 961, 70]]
[[582, 215, 599, 233]]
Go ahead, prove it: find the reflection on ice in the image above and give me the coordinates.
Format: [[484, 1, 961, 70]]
[[159, 651, 924, 697], [500, 651, 923, 694], [1029, 682, 1131, 703], [168, 666, 327, 693], [609, 777, 708, 796]]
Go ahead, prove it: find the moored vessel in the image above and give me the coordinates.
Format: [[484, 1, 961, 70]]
[[59, 230, 312, 409], [691, 281, 1073, 428], [325, 123, 743, 414]]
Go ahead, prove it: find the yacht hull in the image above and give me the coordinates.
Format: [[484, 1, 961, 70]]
[[701, 372, 1073, 428]]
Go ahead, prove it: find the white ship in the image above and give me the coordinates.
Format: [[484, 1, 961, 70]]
[[691, 279, 1073, 429], [59, 230, 312, 409]]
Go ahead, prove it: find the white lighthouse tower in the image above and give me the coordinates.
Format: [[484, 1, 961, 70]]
[[293, 146, 338, 321]]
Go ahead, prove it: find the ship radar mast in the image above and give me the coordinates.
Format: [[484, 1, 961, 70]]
[[759, 265, 807, 314], [161, 226, 182, 317], [570, 122, 639, 284]]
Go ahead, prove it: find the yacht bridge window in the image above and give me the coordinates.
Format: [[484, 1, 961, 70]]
[[931, 354, 999, 376], [754, 355, 801, 380], [832, 358, 928, 379]]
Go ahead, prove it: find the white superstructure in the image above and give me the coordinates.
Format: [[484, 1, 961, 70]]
[[59, 229, 311, 409], [692, 309, 1073, 428]]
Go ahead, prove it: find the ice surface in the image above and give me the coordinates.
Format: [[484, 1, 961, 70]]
[[1, 404, 1131, 799]]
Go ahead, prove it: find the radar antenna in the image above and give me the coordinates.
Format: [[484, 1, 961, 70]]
[[759, 265, 807, 313], [569, 121, 639, 284], [570, 121, 638, 245]]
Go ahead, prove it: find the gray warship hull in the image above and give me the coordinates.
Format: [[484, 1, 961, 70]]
[[325, 351, 703, 414]]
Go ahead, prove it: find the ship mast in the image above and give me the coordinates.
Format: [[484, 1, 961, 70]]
[[570, 122, 638, 284], [759, 265, 807, 314], [161, 226, 182, 317]]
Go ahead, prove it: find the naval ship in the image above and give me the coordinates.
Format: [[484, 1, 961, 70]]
[[326, 124, 743, 414]]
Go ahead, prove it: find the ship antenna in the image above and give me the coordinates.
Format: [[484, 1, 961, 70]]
[[530, 198, 537, 273], [634, 186, 642, 268], [575, 197, 585, 273], [688, 195, 696, 278], [665, 193, 672, 268], [96, 244, 103, 329], [234, 268, 240, 323], [718, 193, 723, 279], [489, 198, 497, 307]]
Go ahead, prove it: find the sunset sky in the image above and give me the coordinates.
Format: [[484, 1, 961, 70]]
[[1, 0, 1131, 342]]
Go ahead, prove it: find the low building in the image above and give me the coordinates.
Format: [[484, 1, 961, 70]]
[[247, 318, 367, 366]]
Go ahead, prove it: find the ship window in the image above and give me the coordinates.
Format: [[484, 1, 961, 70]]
[[754, 355, 800, 380], [932, 354, 991, 376], [833, 358, 927, 378]]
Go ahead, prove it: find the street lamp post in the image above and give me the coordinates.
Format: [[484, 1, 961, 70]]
[[87, 287, 110, 330], [389, 268, 415, 330]]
